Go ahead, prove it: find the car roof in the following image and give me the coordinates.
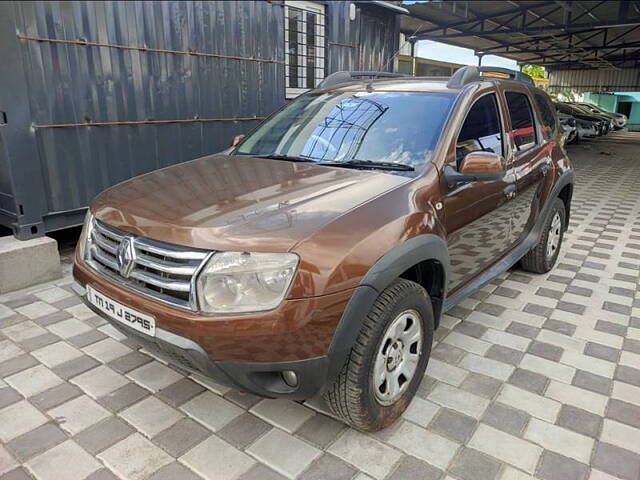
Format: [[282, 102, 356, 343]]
[[318, 76, 540, 95]]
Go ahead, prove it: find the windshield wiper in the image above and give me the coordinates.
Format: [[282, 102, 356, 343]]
[[318, 159, 415, 172], [251, 153, 316, 163]]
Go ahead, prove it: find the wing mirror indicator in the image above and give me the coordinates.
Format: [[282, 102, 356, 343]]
[[230, 134, 246, 147], [444, 151, 506, 187]]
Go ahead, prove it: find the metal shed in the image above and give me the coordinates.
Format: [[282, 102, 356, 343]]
[[399, 1, 640, 92], [0, 0, 403, 239]]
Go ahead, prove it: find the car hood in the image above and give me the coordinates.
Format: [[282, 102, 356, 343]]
[[92, 154, 409, 252]]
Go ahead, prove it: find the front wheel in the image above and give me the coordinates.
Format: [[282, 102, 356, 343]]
[[520, 197, 566, 274], [324, 279, 434, 431]]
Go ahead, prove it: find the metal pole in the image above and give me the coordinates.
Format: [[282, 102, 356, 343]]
[[410, 40, 416, 76], [478, 54, 484, 66]]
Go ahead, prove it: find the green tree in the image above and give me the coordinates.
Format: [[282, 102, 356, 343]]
[[520, 64, 545, 78]]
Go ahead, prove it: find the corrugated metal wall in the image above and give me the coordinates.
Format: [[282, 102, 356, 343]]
[[0, 1, 399, 238], [549, 68, 640, 93]]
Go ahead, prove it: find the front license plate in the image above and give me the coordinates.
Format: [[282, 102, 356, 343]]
[[86, 285, 156, 336]]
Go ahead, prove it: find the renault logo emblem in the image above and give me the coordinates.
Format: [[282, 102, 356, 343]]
[[116, 236, 136, 278]]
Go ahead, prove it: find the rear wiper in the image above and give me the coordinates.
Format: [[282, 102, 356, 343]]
[[251, 153, 316, 163], [318, 159, 415, 171]]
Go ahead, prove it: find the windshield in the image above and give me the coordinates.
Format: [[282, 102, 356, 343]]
[[236, 91, 454, 170]]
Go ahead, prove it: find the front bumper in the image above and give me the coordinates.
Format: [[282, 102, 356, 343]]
[[73, 280, 331, 399]]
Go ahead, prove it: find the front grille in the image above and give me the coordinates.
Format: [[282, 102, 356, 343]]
[[86, 218, 211, 310]]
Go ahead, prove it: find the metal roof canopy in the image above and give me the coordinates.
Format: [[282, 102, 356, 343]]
[[399, 1, 640, 71]]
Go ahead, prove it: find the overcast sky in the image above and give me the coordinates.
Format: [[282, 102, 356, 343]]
[[416, 40, 519, 70]]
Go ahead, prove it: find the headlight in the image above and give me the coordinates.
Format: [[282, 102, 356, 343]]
[[77, 211, 94, 261], [196, 252, 299, 313]]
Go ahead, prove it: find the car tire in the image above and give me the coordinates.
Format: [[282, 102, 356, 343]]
[[568, 130, 579, 144], [324, 279, 434, 431], [520, 198, 566, 274]]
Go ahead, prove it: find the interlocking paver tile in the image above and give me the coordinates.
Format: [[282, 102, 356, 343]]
[[29, 382, 82, 411], [401, 395, 441, 427], [52, 354, 100, 380], [82, 338, 131, 363], [386, 455, 443, 480], [0, 400, 47, 442], [524, 418, 594, 463], [182, 434, 256, 480], [247, 428, 320, 479], [75, 416, 135, 455], [107, 350, 152, 374], [250, 399, 314, 433], [482, 403, 530, 436], [600, 419, 640, 454], [148, 462, 202, 480], [388, 420, 459, 469], [545, 380, 608, 415], [98, 433, 173, 480], [98, 382, 150, 413], [428, 383, 489, 418], [31, 341, 82, 367], [293, 414, 347, 449], [535, 451, 589, 480], [180, 390, 244, 432], [468, 424, 542, 474], [328, 429, 402, 479], [71, 365, 129, 399], [126, 361, 183, 392], [429, 407, 477, 443], [0, 445, 18, 476], [5, 365, 63, 398], [119, 396, 183, 438], [6, 424, 67, 462], [48, 395, 111, 435], [591, 442, 640, 480], [25, 440, 101, 480], [239, 464, 287, 480], [556, 404, 602, 438], [497, 384, 560, 423], [153, 418, 211, 457], [449, 447, 501, 480], [47, 317, 92, 339]]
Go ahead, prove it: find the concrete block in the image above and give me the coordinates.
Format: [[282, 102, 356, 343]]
[[0, 236, 61, 294]]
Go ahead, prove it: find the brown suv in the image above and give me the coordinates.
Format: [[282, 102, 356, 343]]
[[73, 66, 574, 431]]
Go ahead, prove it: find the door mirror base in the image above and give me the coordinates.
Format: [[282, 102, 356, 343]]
[[444, 165, 505, 187], [445, 151, 505, 187]]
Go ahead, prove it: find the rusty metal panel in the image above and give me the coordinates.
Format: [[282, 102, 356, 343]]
[[1, 0, 286, 237], [549, 68, 640, 93], [326, 1, 398, 73]]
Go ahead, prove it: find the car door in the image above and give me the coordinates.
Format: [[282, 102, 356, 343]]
[[442, 90, 516, 293], [502, 87, 551, 246]]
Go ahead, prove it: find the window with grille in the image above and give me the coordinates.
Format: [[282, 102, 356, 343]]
[[284, 1, 326, 99]]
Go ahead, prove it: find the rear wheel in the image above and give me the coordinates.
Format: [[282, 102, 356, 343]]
[[324, 279, 434, 431], [520, 198, 566, 274]]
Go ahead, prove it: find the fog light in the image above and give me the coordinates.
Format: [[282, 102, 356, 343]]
[[281, 370, 298, 388]]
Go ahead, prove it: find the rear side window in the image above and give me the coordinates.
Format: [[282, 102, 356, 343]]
[[534, 93, 557, 139], [505, 92, 537, 151], [456, 93, 503, 168]]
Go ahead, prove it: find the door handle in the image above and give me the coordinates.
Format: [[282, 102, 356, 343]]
[[503, 184, 516, 200]]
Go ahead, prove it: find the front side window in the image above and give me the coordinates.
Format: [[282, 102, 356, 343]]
[[237, 91, 455, 170], [455, 93, 503, 169], [285, 1, 326, 99], [534, 93, 557, 140], [505, 92, 537, 151]]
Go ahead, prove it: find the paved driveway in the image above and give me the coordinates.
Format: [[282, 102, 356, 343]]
[[1, 132, 640, 480]]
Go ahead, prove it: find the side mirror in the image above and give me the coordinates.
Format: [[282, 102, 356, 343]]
[[230, 134, 245, 147], [444, 151, 505, 187]]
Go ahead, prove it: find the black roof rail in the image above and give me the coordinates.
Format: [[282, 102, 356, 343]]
[[447, 66, 533, 89], [318, 71, 409, 89]]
